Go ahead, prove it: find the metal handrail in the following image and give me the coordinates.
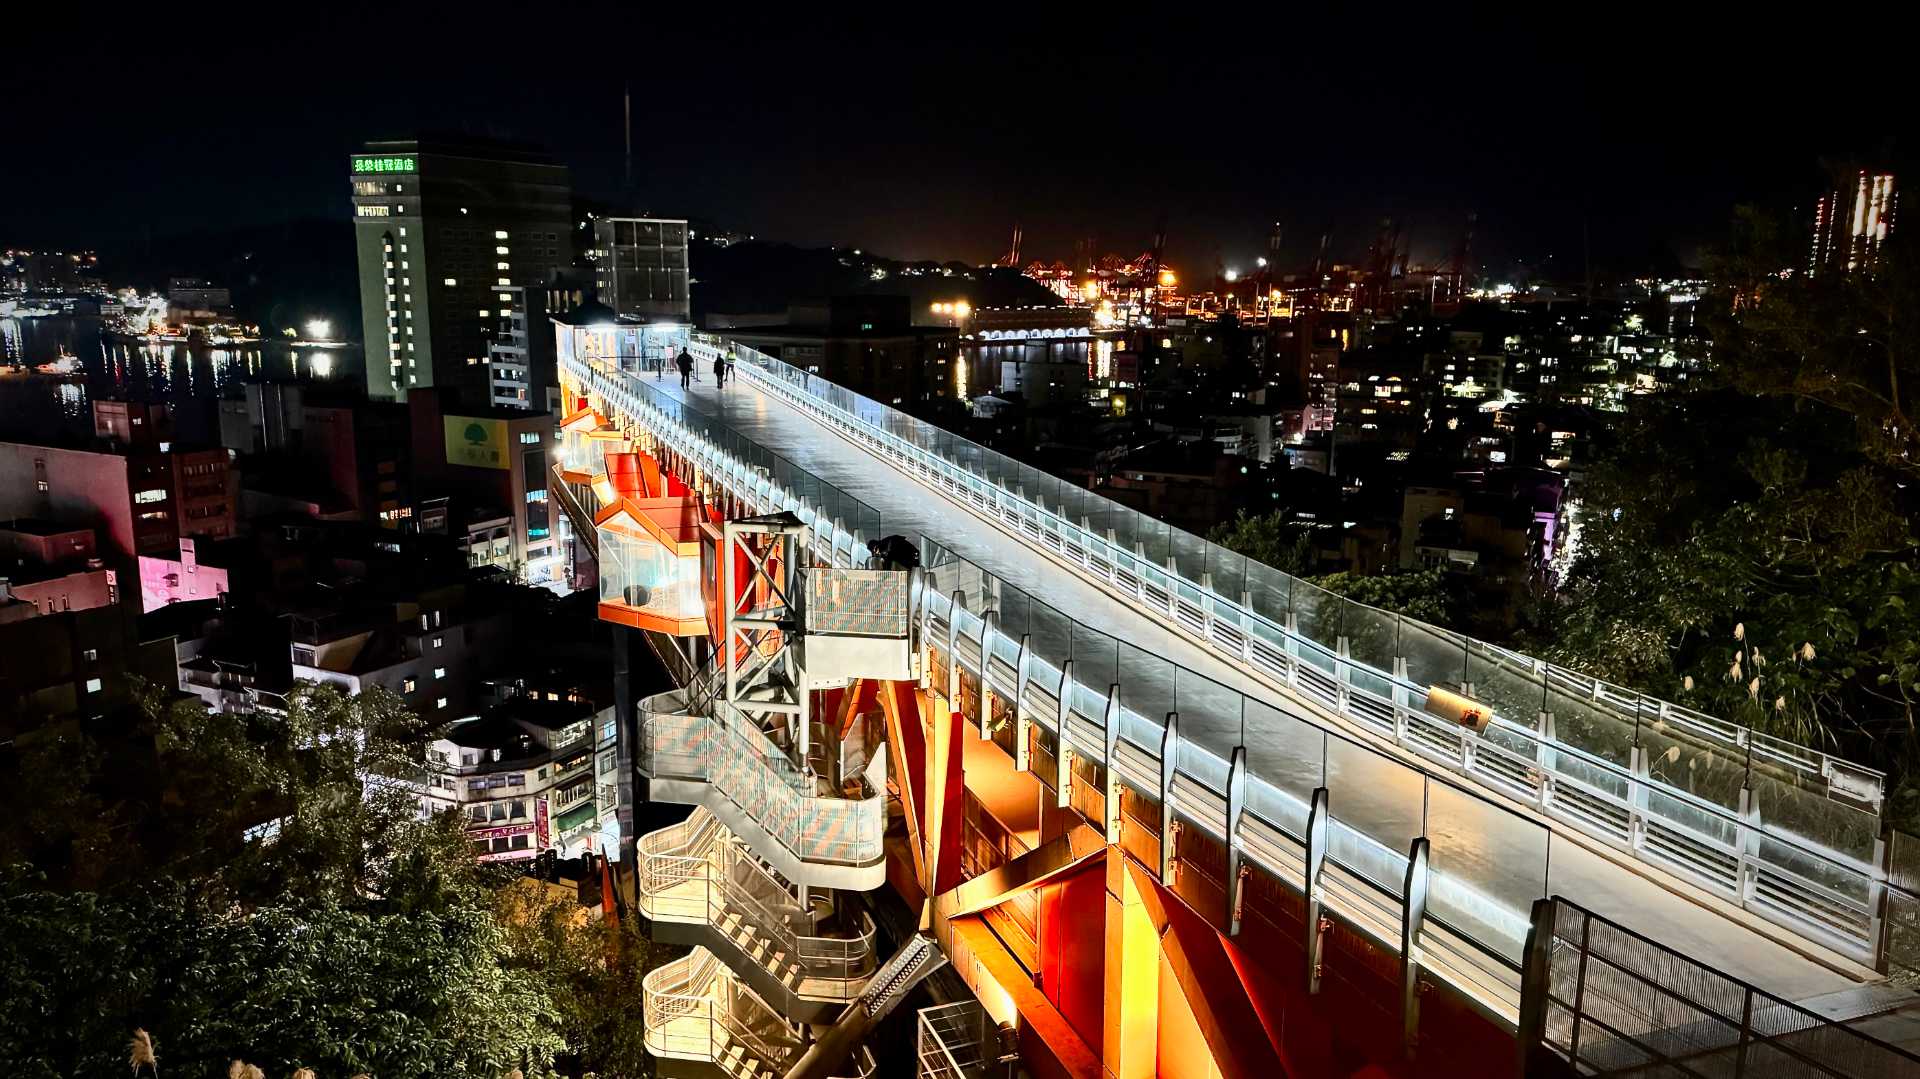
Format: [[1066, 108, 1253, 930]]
[[711, 338, 1886, 803], [672, 345, 1891, 964], [640, 807, 879, 992], [564, 346, 1891, 1012], [641, 949, 798, 1070], [638, 687, 887, 868]]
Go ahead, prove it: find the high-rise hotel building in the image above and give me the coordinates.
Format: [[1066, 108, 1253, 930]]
[[1809, 168, 1898, 276], [350, 137, 572, 402]]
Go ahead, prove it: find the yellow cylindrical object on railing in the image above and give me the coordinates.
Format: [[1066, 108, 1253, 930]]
[[1424, 686, 1493, 735]]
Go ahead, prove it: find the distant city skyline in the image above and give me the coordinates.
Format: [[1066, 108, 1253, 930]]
[[3, 13, 1906, 274]]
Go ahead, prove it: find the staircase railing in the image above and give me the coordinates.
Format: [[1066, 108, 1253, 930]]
[[639, 809, 879, 997], [638, 661, 886, 869], [642, 949, 879, 1078]]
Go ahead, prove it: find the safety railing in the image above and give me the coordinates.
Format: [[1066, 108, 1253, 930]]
[[676, 338, 1895, 967], [638, 808, 879, 998], [916, 1001, 1002, 1079], [642, 949, 878, 1078], [918, 539, 1535, 1022], [1886, 829, 1920, 988], [558, 347, 1900, 1015], [1520, 896, 1920, 1078], [637, 680, 886, 869]]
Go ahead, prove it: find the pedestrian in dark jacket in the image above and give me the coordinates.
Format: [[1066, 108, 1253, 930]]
[[713, 351, 727, 387], [675, 348, 693, 389]]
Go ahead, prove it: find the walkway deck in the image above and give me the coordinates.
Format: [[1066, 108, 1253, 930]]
[[642, 370, 1872, 1003]]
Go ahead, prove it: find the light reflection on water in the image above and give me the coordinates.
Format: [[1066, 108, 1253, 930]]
[[0, 315, 361, 444]]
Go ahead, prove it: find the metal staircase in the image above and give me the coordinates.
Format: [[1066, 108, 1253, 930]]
[[642, 949, 877, 1079], [640, 808, 878, 1020]]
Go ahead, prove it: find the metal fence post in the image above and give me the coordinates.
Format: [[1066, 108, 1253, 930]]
[[1306, 786, 1330, 994], [1103, 685, 1122, 844], [1056, 659, 1075, 809], [1226, 746, 1247, 936], [1014, 634, 1032, 772], [1516, 897, 1557, 1078], [1400, 836, 1431, 1058], [1160, 712, 1180, 883]]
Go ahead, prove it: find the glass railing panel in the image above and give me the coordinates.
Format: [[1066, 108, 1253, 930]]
[[1325, 736, 1425, 896], [1119, 641, 1178, 730], [1465, 640, 1546, 728], [1290, 580, 1340, 650], [1205, 546, 1252, 604], [1343, 602, 1401, 674], [1175, 665, 1245, 751], [1244, 698, 1326, 840], [1753, 834, 1873, 917], [1244, 562, 1294, 626], [1638, 719, 1746, 814], [1424, 780, 1549, 962], [1399, 618, 1469, 692], [1169, 528, 1211, 589], [1541, 671, 1638, 770], [1749, 761, 1879, 865], [1644, 786, 1740, 851]]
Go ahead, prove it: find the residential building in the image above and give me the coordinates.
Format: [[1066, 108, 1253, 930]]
[[0, 519, 115, 619], [0, 406, 237, 569], [298, 395, 413, 523], [418, 692, 619, 862], [407, 389, 559, 582], [1810, 168, 1898, 276], [288, 587, 512, 723], [350, 135, 572, 402], [485, 284, 564, 412], [0, 601, 175, 730], [137, 536, 232, 611]]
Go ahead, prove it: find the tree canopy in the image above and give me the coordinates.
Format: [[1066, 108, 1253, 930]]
[[1542, 221, 1920, 822], [0, 682, 657, 1077]]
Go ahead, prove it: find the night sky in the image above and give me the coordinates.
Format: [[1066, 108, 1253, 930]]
[[3, 10, 1904, 275]]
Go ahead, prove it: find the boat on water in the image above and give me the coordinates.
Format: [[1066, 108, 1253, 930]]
[[33, 348, 83, 378]]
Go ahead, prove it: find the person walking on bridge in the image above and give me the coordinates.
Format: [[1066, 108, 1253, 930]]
[[675, 348, 693, 389], [712, 350, 728, 388]]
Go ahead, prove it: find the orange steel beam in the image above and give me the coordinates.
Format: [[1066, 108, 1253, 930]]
[[924, 685, 967, 896], [876, 678, 933, 892], [1124, 856, 1294, 1079]]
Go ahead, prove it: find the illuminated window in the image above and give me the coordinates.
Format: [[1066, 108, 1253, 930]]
[[496, 261, 510, 270], [436, 697, 448, 709], [444, 277, 456, 286], [85, 678, 102, 693], [434, 667, 446, 679], [494, 230, 509, 239], [495, 246, 509, 255], [402, 677, 417, 693]]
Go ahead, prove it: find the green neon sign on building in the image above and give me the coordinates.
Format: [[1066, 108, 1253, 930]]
[[352, 155, 417, 174]]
